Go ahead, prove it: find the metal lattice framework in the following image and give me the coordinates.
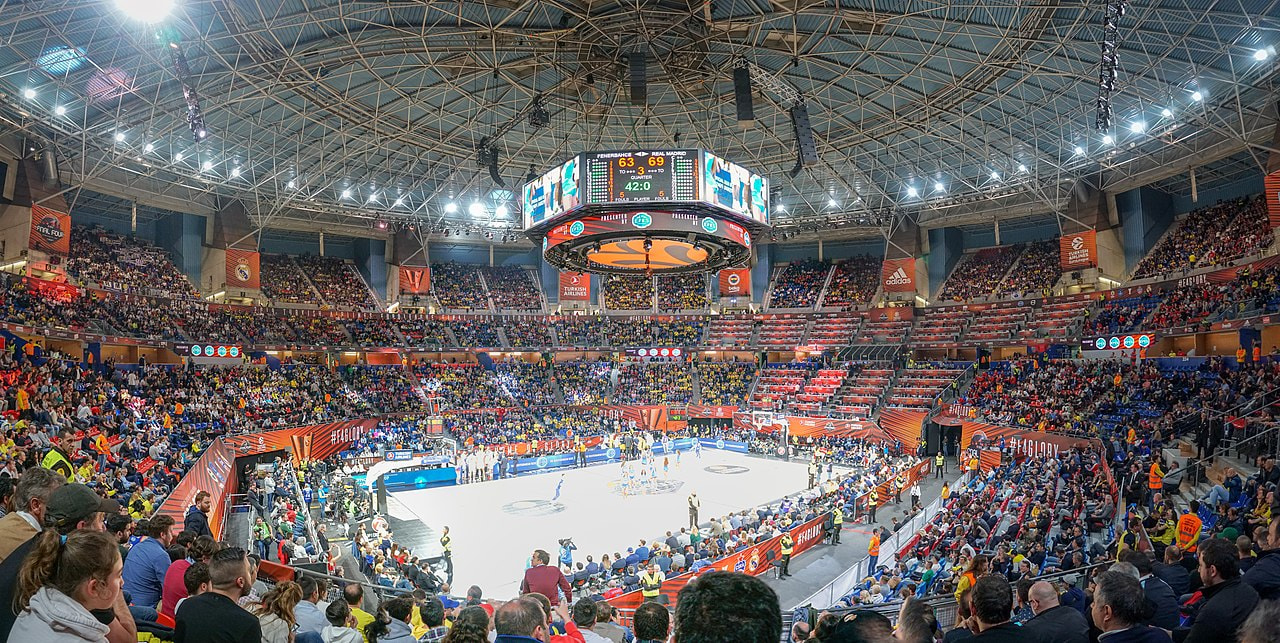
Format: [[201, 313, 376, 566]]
[[0, 0, 1276, 244]]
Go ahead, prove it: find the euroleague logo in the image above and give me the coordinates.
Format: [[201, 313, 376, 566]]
[[1071, 235, 1085, 251], [34, 215, 64, 244]]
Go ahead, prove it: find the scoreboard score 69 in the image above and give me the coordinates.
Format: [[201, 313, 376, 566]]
[[585, 150, 698, 204]]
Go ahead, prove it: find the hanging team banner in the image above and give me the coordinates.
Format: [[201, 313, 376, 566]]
[[29, 204, 71, 256], [559, 271, 591, 301], [1059, 231, 1098, 269], [1266, 171, 1280, 228], [880, 258, 916, 292], [399, 266, 430, 294], [225, 248, 261, 289], [718, 268, 751, 296]]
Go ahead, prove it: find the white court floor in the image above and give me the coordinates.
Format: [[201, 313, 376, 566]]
[[386, 449, 810, 598]]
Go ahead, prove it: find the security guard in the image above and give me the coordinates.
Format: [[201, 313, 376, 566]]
[[639, 563, 665, 602], [779, 532, 794, 577], [935, 452, 945, 478], [1147, 459, 1164, 509], [831, 506, 844, 544], [867, 487, 878, 523], [867, 528, 882, 576], [439, 526, 454, 583]]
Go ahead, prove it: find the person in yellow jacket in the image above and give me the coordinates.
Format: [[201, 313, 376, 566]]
[[831, 506, 843, 544], [779, 532, 794, 578], [639, 563, 666, 601], [867, 488, 878, 523]]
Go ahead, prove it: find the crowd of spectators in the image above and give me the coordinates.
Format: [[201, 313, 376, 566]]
[[602, 274, 654, 310], [295, 255, 377, 310], [344, 318, 402, 346], [494, 360, 557, 407], [822, 256, 880, 309], [413, 363, 512, 409], [554, 316, 605, 346], [696, 361, 755, 406], [395, 319, 455, 347], [340, 365, 420, 413], [998, 241, 1061, 298], [452, 318, 503, 348], [939, 246, 1021, 302], [504, 318, 554, 347], [769, 260, 829, 309], [555, 360, 613, 405], [1084, 295, 1160, 335], [613, 361, 693, 404], [260, 254, 319, 305], [482, 267, 543, 311], [430, 263, 489, 311], [67, 226, 200, 300], [654, 320, 705, 345], [656, 273, 710, 311], [1135, 195, 1272, 278]]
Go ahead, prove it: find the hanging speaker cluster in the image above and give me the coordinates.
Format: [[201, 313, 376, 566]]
[[733, 66, 755, 126], [629, 52, 647, 105], [789, 104, 818, 178]]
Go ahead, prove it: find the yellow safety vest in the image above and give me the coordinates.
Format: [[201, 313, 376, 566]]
[[440, 534, 452, 554], [833, 507, 843, 526], [781, 534, 794, 556], [869, 490, 878, 507], [936, 454, 944, 467], [640, 572, 663, 597], [42, 448, 74, 482]]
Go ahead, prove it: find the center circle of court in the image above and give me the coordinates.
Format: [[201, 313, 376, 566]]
[[704, 464, 750, 475]]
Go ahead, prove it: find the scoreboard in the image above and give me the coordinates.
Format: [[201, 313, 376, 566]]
[[522, 149, 768, 230]]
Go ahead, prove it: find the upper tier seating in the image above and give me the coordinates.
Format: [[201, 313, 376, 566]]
[[938, 246, 1020, 302], [483, 266, 543, 311], [260, 254, 318, 305], [821, 256, 880, 309], [998, 240, 1061, 298], [431, 263, 489, 311], [1134, 195, 1272, 278], [603, 274, 654, 310], [67, 226, 199, 299], [656, 273, 710, 311], [768, 260, 829, 309], [296, 255, 378, 310]]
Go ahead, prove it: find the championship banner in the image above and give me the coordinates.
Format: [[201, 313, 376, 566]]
[[156, 439, 236, 537], [1266, 171, 1280, 228], [879, 408, 927, 446], [29, 204, 71, 256], [959, 420, 1098, 458], [225, 248, 261, 289], [881, 258, 916, 293], [718, 268, 751, 296], [559, 271, 591, 301], [608, 514, 828, 613], [399, 266, 430, 294], [1059, 231, 1098, 269]]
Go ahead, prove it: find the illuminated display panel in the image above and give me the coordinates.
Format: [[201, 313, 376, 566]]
[[584, 150, 698, 204], [522, 155, 581, 229], [587, 239, 710, 270], [543, 211, 752, 251], [700, 151, 769, 225]]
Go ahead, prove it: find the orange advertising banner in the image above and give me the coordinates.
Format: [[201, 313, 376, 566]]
[[225, 248, 261, 289], [718, 268, 751, 296], [399, 266, 430, 294], [559, 271, 591, 301], [1266, 171, 1280, 228], [1059, 230, 1098, 269], [881, 258, 916, 292], [29, 204, 71, 256]]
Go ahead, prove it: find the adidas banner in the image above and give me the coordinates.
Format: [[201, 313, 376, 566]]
[[881, 258, 916, 293]]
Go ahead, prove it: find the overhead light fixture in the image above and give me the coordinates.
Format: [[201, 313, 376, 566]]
[[286, 179, 296, 189], [114, 131, 125, 142], [144, 143, 154, 153], [231, 167, 241, 177], [1074, 145, 1085, 155], [1130, 121, 1146, 133], [1191, 90, 1203, 101], [54, 105, 66, 116], [1161, 108, 1173, 118], [1018, 164, 1027, 173], [201, 160, 212, 171], [394, 197, 404, 206], [115, 0, 176, 22], [445, 202, 459, 214], [990, 171, 1000, 180], [341, 189, 352, 199], [377, 220, 388, 230], [827, 198, 838, 208], [496, 204, 510, 217], [776, 204, 786, 212], [906, 186, 919, 197], [1254, 48, 1270, 61], [468, 202, 484, 217], [174, 152, 184, 162], [933, 181, 945, 192], [22, 88, 35, 99], [368, 193, 379, 203], [1102, 134, 1114, 145]]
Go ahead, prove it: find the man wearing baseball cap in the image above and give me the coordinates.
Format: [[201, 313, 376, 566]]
[[0, 482, 133, 643]]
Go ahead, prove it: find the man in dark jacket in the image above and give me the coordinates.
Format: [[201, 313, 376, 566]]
[[1243, 515, 1280, 600], [183, 490, 213, 537], [1174, 538, 1259, 643], [1154, 546, 1192, 596], [967, 576, 1029, 643], [1022, 581, 1088, 643], [1120, 550, 1180, 630], [1090, 571, 1173, 643]]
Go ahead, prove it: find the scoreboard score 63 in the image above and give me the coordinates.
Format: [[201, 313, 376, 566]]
[[585, 150, 698, 204]]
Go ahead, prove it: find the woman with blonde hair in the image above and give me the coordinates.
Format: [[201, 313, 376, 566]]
[[255, 580, 304, 643], [12, 528, 123, 642]]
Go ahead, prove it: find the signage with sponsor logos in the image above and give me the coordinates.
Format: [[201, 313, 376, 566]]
[[225, 249, 261, 290], [626, 347, 685, 358], [881, 258, 916, 293], [718, 268, 751, 297], [1059, 230, 1098, 269], [384, 449, 414, 462], [29, 204, 71, 256], [559, 271, 591, 301], [1083, 333, 1154, 351], [175, 343, 243, 359], [398, 266, 430, 294]]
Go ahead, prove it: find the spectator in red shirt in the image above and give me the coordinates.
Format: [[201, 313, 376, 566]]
[[520, 549, 571, 607], [161, 535, 218, 618]]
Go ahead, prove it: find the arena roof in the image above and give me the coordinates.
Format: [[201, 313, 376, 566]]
[[0, 0, 1276, 243]]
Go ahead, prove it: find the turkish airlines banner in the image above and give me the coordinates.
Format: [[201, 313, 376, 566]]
[[559, 271, 591, 301], [1059, 231, 1098, 269], [225, 248, 261, 289], [1266, 172, 1280, 228], [29, 204, 71, 256], [399, 266, 430, 294], [881, 258, 916, 292], [718, 269, 751, 296]]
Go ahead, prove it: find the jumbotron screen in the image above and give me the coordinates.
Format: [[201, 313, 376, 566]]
[[521, 149, 769, 229]]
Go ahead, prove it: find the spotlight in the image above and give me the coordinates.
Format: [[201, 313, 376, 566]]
[[1018, 164, 1027, 172], [144, 143, 154, 153], [1254, 48, 1270, 61], [906, 186, 918, 197], [201, 160, 212, 171], [114, 132, 125, 142], [341, 189, 352, 199], [1102, 134, 1113, 145], [377, 221, 388, 230], [1074, 145, 1085, 155], [54, 105, 66, 116], [1191, 90, 1203, 101], [22, 88, 35, 99], [468, 202, 484, 217], [827, 198, 838, 208], [394, 197, 404, 206], [174, 152, 184, 162], [1130, 121, 1145, 133], [934, 181, 945, 192], [776, 204, 786, 212], [196, 129, 207, 139], [445, 202, 459, 214], [1161, 108, 1173, 118], [231, 167, 241, 177], [496, 204, 510, 218], [115, 0, 176, 22], [286, 179, 296, 189], [990, 171, 1000, 180]]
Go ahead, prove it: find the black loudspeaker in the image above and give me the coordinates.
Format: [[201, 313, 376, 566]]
[[733, 66, 754, 124], [375, 477, 388, 514], [791, 104, 819, 165], [629, 52, 647, 105], [487, 147, 506, 188]]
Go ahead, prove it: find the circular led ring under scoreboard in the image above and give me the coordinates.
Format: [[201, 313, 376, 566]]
[[541, 209, 755, 274]]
